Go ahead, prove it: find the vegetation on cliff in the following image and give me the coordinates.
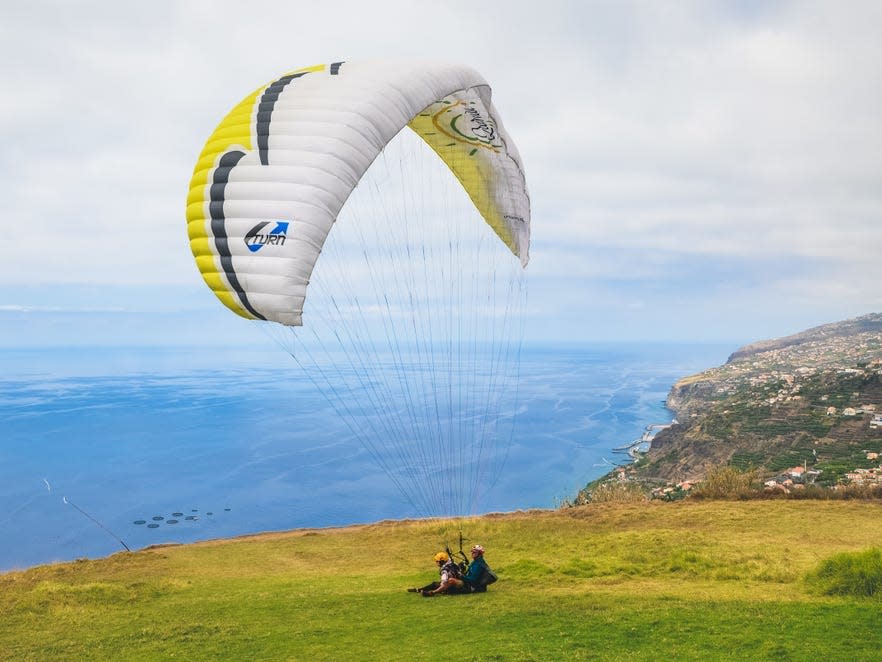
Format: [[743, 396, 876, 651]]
[[617, 314, 882, 488]]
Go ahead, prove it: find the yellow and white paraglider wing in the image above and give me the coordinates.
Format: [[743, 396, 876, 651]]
[[185, 60, 531, 327], [407, 90, 530, 266]]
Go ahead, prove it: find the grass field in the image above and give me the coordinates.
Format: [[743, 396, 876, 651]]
[[3, 500, 882, 660]]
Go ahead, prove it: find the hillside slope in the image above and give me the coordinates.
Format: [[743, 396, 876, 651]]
[[727, 314, 882, 363], [3, 502, 882, 660], [637, 313, 882, 483]]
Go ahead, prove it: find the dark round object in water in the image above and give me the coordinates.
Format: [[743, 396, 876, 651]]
[[147, 523, 160, 529], [185, 516, 197, 521], [224, 508, 231, 512], [152, 516, 164, 521], [207, 512, 213, 516], [133, 520, 146, 525], [167, 519, 179, 524], [191, 509, 198, 512], [172, 512, 184, 517]]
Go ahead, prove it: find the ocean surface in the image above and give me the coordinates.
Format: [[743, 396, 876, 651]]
[[0, 343, 731, 571]]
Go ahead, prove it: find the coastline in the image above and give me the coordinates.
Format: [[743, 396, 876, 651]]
[[0, 342, 733, 571]]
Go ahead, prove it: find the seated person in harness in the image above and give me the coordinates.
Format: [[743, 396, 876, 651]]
[[409, 551, 469, 596], [409, 545, 496, 596], [461, 544, 491, 592]]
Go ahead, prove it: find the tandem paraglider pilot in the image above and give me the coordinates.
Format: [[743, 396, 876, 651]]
[[462, 544, 493, 592], [408, 545, 497, 596]]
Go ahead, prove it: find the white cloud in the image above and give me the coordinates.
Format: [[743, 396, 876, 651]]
[[0, 0, 879, 340], [0, 304, 127, 313]]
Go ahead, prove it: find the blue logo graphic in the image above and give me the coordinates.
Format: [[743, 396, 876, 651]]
[[245, 221, 289, 253]]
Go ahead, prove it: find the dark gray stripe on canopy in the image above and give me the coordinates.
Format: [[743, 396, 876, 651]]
[[256, 72, 307, 166], [210, 150, 265, 320]]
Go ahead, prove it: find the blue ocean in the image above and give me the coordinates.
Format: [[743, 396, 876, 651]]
[[0, 343, 730, 571]]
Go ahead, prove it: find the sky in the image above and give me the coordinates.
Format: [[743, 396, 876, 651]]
[[1, 0, 881, 347]]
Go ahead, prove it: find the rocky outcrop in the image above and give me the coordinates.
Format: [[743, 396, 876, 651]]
[[627, 312, 882, 484]]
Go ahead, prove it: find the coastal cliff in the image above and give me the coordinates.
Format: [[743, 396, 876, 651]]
[[631, 313, 882, 484]]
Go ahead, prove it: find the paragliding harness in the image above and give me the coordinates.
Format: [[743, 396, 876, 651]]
[[445, 529, 498, 593], [445, 529, 471, 576]]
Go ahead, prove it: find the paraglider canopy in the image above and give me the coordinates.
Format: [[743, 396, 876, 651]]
[[186, 60, 530, 327], [185, 60, 531, 519]]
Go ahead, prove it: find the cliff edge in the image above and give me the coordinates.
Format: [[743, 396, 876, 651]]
[[633, 313, 882, 484]]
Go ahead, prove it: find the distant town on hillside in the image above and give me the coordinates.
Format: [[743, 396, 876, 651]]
[[599, 313, 882, 496]]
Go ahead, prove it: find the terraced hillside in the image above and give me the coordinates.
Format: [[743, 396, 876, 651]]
[[635, 313, 882, 484]]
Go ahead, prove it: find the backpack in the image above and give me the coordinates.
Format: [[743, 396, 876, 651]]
[[468, 561, 497, 591], [479, 565, 498, 586]]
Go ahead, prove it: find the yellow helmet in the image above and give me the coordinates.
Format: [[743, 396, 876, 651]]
[[433, 551, 449, 563]]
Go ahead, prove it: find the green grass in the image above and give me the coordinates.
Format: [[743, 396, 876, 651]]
[[4, 501, 882, 660], [806, 547, 882, 598]]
